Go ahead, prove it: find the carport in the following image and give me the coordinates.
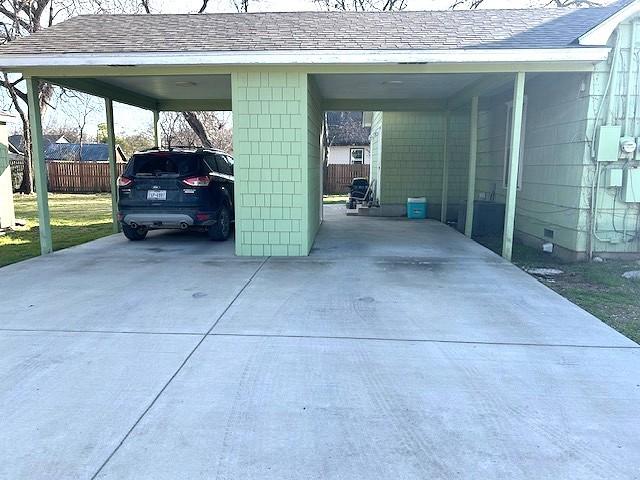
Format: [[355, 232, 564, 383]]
[[0, 8, 623, 260]]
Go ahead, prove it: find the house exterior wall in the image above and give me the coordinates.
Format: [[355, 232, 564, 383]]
[[306, 77, 323, 248], [0, 120, 15, 229], [371, 110, 469, 219], [475, 72, 592, 257], [473, 18, 640, 259], [582, 16, 640, 256], [327, 145, 371, 165], [232, 71, 316, 256]]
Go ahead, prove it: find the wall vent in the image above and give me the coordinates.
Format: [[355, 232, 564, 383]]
[[544, 228, 555, 239]]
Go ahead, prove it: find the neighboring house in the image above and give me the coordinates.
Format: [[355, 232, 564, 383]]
[[8, 134, 68, 154], [1, 0, 640, 260], [44, 143, 127, 163], [326, 112, 371, 165]]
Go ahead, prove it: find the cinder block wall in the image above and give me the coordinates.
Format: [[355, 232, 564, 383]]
[[232, 71, 322, 256], [0, 120, 15, 229]]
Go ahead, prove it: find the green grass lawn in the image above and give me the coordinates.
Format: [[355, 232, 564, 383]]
[[0, 193, 114, 268], [323, 194, 348, 205], [477, 236, 640, 344]]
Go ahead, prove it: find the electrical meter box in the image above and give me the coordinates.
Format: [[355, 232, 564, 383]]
[[595, 125, 622, 162], [622, 168, 640, 203], [605, 168, 624, 187]]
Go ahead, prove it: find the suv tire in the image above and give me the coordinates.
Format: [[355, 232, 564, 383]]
[[208, 206, 231, 241], [122, 224, 148, 241]]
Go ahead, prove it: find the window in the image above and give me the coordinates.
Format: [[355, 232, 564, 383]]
[[350, 148, 365, 164], [225, 155, 234, 176], [503, 97, 527, 190], [128, 152, 204, 177], [215, 154, 233, 176]]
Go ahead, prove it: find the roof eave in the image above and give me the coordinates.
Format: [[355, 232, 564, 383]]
[[578, 0, 640, 46], [0, 47, 612, 70]]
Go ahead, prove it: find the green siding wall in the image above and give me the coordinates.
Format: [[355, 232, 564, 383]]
[[373, 110, 469, 219], [584, 17, 640, 255], [232, 71, 312, 256], [306, 77, 323, 249], [476, 72, 592, 254], [473, 17, 640, 257]]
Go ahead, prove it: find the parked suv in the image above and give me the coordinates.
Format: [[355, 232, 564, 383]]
[[117, 148, 234, 241]]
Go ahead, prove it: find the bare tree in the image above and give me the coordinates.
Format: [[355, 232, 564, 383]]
[[160, 111, 232, 151], [0, 0, 148, 192], [230, 0, 251, 12], [60, 91, 100, 159], [313, 0, 407, 11]]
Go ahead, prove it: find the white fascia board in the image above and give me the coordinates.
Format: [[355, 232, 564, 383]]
[[579, 0, 640, 46], [0, 47, 611, 68]]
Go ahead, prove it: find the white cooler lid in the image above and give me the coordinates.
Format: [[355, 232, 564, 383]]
[[407, 197, 426, 203]]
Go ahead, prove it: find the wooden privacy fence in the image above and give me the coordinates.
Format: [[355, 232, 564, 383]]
[[47, 161, 127, 193], [324, 164, 370, 195]]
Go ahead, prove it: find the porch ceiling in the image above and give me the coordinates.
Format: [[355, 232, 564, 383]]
[[42, 70, 522, 112], [44, 74, 233, 111]]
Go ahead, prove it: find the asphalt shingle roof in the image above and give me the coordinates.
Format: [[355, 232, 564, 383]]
[[0, 3, 628, 56]]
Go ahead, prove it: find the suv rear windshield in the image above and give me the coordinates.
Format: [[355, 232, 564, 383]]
[[126, 152, 208, 177]]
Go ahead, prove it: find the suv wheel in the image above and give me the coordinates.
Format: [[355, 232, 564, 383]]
[[122, 224, 148, 241], [208, 206, 231, 241]]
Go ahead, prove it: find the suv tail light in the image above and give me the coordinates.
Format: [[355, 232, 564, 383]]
[[117, 176, 133, 187], [182, 176, 211, 187]]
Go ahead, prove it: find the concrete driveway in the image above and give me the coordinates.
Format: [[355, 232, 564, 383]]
[[1, 205, 639, 480]]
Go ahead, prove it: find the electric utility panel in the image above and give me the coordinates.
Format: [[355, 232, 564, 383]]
[[622, 168, 640, 203], [595, 125, 622, 162]]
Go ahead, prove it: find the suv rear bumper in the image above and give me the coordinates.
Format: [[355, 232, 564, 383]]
[[122, 213, 197, 229]]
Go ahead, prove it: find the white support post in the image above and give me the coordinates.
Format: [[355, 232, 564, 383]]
[[153, 110, 161, 148], [502, 72, 526, 261], [440, 110, 450, 223], [105, 98, 120, 233], [26, 77, 52, 255], [465, 96, 479, 237]]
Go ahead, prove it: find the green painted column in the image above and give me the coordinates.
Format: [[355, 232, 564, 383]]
[[502, 72, 526, 261], [231, 71, 321, 257], [440, 110, 449, 223], [153, 110, 160, 147], [26, 77, 52, 255], [105, 98, 120, 233], [0, 115, 15, 229], [464, 96, 479, 237]]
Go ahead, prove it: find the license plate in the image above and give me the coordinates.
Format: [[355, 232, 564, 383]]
[[147, 190, 167, 201]]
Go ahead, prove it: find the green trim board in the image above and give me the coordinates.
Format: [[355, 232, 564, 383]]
[[26, 77, 53, 255], [502, 72, 526, 262], [105, 98, 120, 233]]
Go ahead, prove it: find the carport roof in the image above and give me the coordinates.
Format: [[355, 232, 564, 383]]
[[0, 2, 632, 57]]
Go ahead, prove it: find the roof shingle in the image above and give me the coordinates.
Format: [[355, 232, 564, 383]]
[[0, 4, 627, 56]]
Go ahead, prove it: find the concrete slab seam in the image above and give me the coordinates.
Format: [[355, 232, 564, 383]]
[[88, 256, 271, 480], [209, 332, 640, 350]]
